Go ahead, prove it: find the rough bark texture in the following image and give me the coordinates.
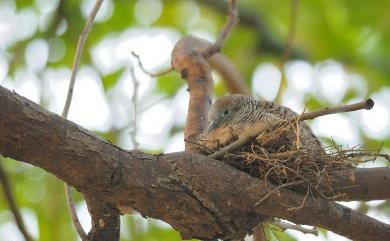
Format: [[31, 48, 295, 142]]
[[330, 168, 390, 201], [85, 196, 120, 241], [1, 86, 390, 240]]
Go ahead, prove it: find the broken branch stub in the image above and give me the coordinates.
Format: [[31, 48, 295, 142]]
[[171, 36, 215, 151]]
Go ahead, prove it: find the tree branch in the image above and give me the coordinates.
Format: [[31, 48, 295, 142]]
[[299, 98, 374, 120], [171, 36, 214, 151], [0, 162, 33, 241], [84, 195, 120, 241], [62, 0, 104, 239], [172, 0, 239, 151], [329, 167, 390, 201], [1, 85, 390, 241]]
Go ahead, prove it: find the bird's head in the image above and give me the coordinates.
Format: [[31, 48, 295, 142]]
[[207, 94, 252, 132]]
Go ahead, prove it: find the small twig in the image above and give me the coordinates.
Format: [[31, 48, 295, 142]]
[[294, 102, 306, 149], [202, 0, 239, 58], [62, 0, 103, 118], [62, 0, 104, 239], [64, 187, 86, 239], [286, 186, 310, 211], [184, 139, 214, 153], [209, 131, 254, 158], [210, 99, 374, 158], [0, 162, 33, 241], [131, 51, 173, 77], [272, 219, 318, 236], [254, 181, 299, 207], [129, 67, 139, 149], [298, 98, 374, 121]]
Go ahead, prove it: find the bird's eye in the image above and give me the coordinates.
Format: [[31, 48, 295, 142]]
[[223, 109, 229, 116]]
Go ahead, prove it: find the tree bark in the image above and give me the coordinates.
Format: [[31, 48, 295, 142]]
[[1, 86, 390, 240]]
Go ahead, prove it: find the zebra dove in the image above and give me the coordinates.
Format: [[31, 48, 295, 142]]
[[198, 94, 323, 154]]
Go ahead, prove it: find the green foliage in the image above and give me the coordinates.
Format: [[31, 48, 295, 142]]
[[156, 71, 183, 97]]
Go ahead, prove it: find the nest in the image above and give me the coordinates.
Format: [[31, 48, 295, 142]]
[[197, 124, 388, 202]]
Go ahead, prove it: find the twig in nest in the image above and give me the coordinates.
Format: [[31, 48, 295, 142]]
[[131, 51, 173, 77], [222, 133, 381, 201], [209, 131, 254, 158], [209, 99, 374, 158], [0, 162, 33, 241], [62, 0, 104, 239], [184, 138, 214, 154], [272, 219, 318, 236], [294, 102, 307, 150], [202, 0, 239, 58], [286, 186, 310, 211], [254, 181, 300, 206]]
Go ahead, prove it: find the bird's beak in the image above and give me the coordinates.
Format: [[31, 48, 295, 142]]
[[207, 121, 219, 132]]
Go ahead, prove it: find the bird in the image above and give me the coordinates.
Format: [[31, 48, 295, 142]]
[[197, 94, 323, 155]]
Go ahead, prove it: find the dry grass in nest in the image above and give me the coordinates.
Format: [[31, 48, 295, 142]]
[[223, 143, 383, 200], [197, 125, 389, 203]]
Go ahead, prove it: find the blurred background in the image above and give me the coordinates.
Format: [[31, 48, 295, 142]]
[[0, 0, 389, 240]]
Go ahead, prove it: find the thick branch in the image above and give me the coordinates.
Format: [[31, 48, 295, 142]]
[[329, 168, 390, 201], [171, 36, 214, 151], [84, 195, 120, 241], [1, 86, 390, 240]]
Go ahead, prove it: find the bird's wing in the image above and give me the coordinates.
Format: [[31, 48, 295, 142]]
[[257, 101, 323, 151]]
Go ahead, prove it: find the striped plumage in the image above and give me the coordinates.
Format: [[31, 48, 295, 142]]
[[198, 94, 323, 153]]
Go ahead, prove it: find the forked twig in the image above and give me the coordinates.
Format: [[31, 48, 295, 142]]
[[210, 99, 374, 158], [62, 0, 104, 239]]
